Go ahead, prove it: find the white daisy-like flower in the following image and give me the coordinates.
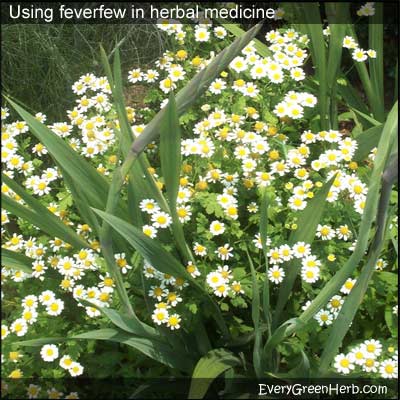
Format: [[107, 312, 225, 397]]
[[151, 211, 172, 229], [142, 224, 158, 238], [166, 313, 181, 330], [292, 242, 311, 258], [327, 295, 344, 314], [268, 265, 285, 284], [316, 224, 335, 240], [46, 299, 64, 316], [231, 281, 245, 295], [152, 308, 169, 325], [193, 242, 207, 256], [352, 48, 368, 62], [301, 266, 320, 283], [314, 309, 333, 326], [40, 345, 59, 362], [69, 362, 84, 377], [334, 353, 355, 374], [340, 278, 356, 294], [214, 284, 230, 298], [186, 262, 201, 278], [11, 319, 28, 337], [361, 339, 382, 358], [195, 27, 210, 42], [206, 271, 227, 288], [379, 359, 398, 378], [139, 199, 160, 214], [209, 220, 225, 236], [350, 346, 367, 366], [215, 244, 233, 261]]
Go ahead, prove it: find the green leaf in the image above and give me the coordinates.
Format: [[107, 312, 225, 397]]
[[351, 107, 381, 127], [385, 305, 398, 337], [295, 4, 328, 129], [268, 350, 310, 379], [353, 124, 383, 162], [2, 194, 89, 251], [159, 94, 193, 262], [2, 174, 89, 249], [93, 208, 230, 338], [17, 328, 194, 373], [326, 4, 349, 90], [273, 174, 336, 327], [188, 349, 241, 399], [246, 248, 262, 378], [336, 77, 371, 124], [259, 188, 271, 326], [93, 208, 192, 281], [220, 23, 271, 57], [1, 248, 33, 273], [369, 3, 384, 122], [160, 93, 181, 210], [79, 299, 159, 340], [6, 97, 129, 222]]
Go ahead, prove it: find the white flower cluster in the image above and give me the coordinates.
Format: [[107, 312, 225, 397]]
[[334, 339, 398, 378]]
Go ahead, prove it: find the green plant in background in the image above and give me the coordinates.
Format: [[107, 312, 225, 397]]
[[1, 23, 167, 120], [1, 3, 398, 399]]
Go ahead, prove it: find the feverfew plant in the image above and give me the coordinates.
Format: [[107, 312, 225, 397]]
[[1, 5, 398, 397]]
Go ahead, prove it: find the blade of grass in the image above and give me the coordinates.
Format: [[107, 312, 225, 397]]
[[394, 59, 398, 103], [336, 77, 372, 126], [345, 24, 380, 122], [161, 93, 181, 211], [2, 192, 88, 250], [17, 328, 194, 373], [101, 46, 169, 217], [160, 93, 194, 262], [94, 208, 193, 281], [219, 23, 272, 57], [188, 349, 241, 399], [353, 124, 383, 162], [318, 152, 397, 374], [350, 107, 381, 127], [326, 4, 349, 89], [265, 102, 397, 351], [368, 2, 384, 122], [60, 168, 101, 237], [326, 3, 350, 129], [246, 247, 262, 378], [296, 3, 329, 129], [1, 248, 33, 273], [272, 174, 336, 329], [259, 188, 271, 329], [80, 299, 159, 340], [2, 173, 89, 249]]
